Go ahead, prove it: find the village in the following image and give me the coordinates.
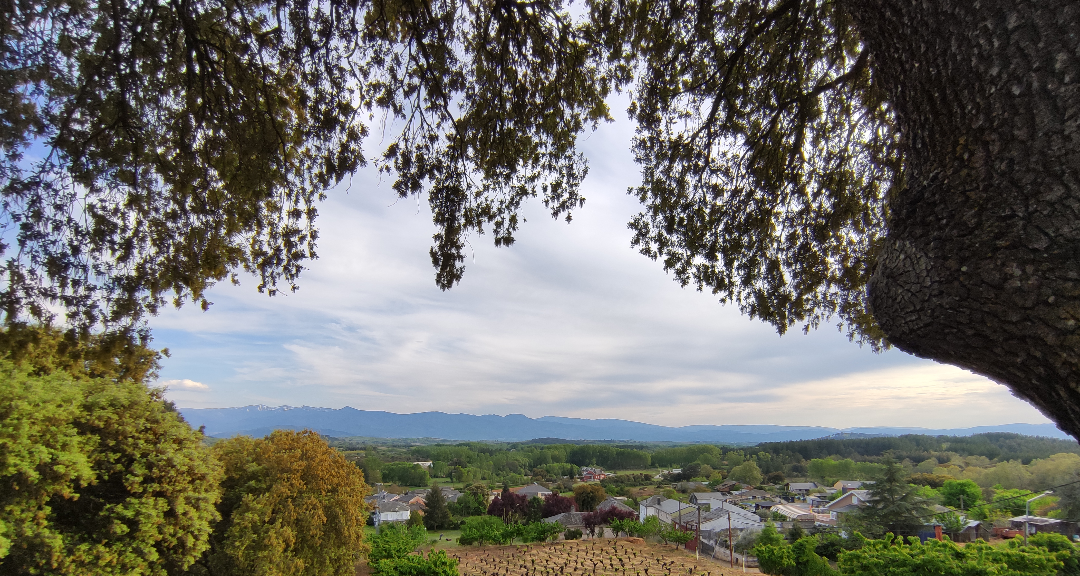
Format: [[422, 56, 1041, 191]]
[[364, 461, 1078, 568]]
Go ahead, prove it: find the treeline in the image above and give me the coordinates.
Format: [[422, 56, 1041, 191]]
[[330, 432, 1080, 489], [755, 433, 1080, 465]]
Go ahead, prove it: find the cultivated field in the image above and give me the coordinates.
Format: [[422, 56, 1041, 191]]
[[446, 538, 755, 576]]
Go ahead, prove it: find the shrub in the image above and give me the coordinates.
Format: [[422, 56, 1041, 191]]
[[371, 549, 459, 576], [369, 524, 428, 563], [839, 536, 1063, 576], [564, 528, 583, 540], [459, 516, 506, 546], [754, 535, 836, 576]]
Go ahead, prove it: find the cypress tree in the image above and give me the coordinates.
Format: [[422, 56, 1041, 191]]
[[424, 482, 454, 531]]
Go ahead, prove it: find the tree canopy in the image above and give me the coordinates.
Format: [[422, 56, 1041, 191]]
[[0, 360, 222, 576], [193, 430, 371, 576], [4, 0, 1078, 434]]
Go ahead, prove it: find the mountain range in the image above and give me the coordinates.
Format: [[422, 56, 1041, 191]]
[[178, 405, 1070, 443]]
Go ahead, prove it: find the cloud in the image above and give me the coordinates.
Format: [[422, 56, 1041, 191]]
[[158, 379, 210, 391], [143, 97, 1052, 430]]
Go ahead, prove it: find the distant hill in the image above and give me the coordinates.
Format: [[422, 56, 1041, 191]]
[[178, 405, 1071, 443]]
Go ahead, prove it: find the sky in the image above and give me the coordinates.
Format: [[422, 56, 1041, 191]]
[[152, 97, 1053, 430]]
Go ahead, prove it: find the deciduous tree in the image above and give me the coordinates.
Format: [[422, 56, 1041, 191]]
[[195, 430, 370, 576], [5, 0, 1079, 440], [573, 484, 607, 512]]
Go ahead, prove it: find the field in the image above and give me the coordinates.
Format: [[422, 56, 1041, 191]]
[[444, 539, 756, 576]]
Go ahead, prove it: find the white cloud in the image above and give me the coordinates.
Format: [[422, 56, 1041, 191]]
[[144, 96, 1053, 430], [158, 379, 210, 391]]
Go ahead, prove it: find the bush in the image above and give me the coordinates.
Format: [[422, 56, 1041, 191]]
[[522, 521, 563, 543], [754, 535, 836, 576], [371, 549, 459, 576], [839, 535, 1064, 576], [459, 516, 506, 546], [369, 524, 428, 563], [564, 528, 584, 540]]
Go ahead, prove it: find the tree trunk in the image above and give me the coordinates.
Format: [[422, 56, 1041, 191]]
[[851, 0, 1080, 437]]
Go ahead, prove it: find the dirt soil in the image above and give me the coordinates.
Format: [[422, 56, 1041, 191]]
[[358, 538, 758, 576]]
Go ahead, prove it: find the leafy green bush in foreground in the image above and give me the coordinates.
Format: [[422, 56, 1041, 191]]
[[368, 523, 458, 576], [754, 522, 1080, 576]]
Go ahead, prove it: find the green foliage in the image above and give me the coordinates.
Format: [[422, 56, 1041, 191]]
[[564, 528, 583, 541], [3, 0, 614, 328], [459, 516, 507, 546], [522, 522, 563, 543], [382, 463, 431, 487], [197, 430, 370, 576], [838, 535, 1065, 576], [939, 479, 982, 509], [449, 491, 488, 517], [807, 459, 885, 482], [0, 324, 163, 384], [371, 550, 459, 576], [424, 484, 455, 530], [659, 526, 695, 549], [934, 512, 967, 539], [621, 0, 899, 344], [909, 473, 955, 489], [0, 360, 222, 576], [1020, 533, 1080, 576], [813, 532, 864, 562], [573, 484, 607, 512], [369, 524, 429, 563], [730, 461, 764, 486], [754, 535, 838, 576], [845, 460, 933, 538], [979, 488, 1040, 518]]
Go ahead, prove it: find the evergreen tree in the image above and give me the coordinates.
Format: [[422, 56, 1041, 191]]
[[423, 483, 454, 531], [845, 460, 933, 538]]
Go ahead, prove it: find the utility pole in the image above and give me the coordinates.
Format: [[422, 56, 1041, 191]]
[[727, 513, 734, 569], [1024, 491, 1053, 546], [696, 504, 700, 559]]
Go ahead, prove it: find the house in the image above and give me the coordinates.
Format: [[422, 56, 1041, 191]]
[[440, 487, 463, 503], [639, 496, 694, 524], [824, 489, 872, 522], [753, 500, 783, 512], [543, 511, 587, 529], [402, 486, 462, 503], [372, 500, 411, 526], [953, 520, 992, 543], [730, 489, 772, 502], [369, 490, 403, 504], [772, 503, 817, 527], [786, 482, 818, 496], [697, 501, 765, 532], [807, 492, 837, 509], [581, 467, 608, 481], [714, 480, 742, 493], [516, 483, 554, 500], [1010, 516, 1080, 537], [689, 492, 730, 507], [597, 497, 636, 514], [833, 480, 866, 494], [413, 461, 434, 469]]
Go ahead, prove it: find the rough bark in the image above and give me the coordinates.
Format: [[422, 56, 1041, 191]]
[[852, 0, 1080, 437]]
